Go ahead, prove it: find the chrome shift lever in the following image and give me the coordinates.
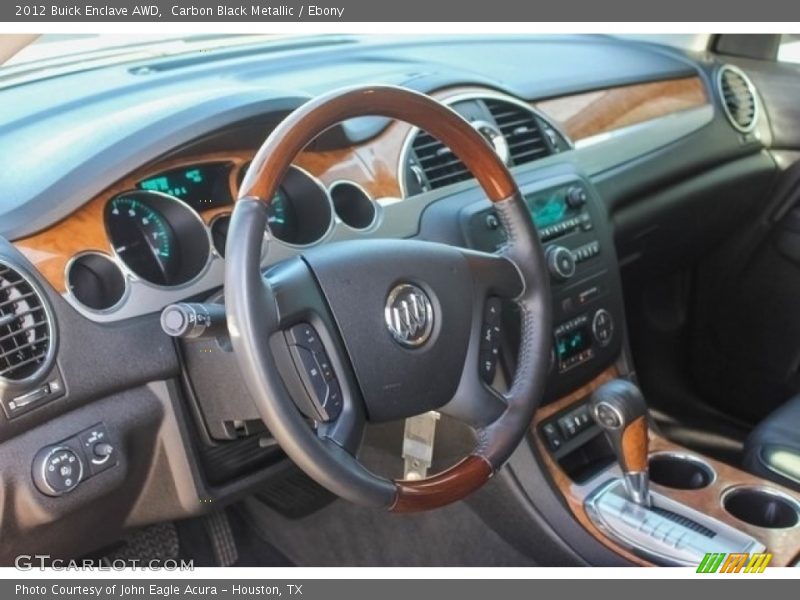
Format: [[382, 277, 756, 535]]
[[590, 379, 650, 506]]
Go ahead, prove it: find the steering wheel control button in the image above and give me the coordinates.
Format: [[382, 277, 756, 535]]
[[287, 324, 342, 422], [479, 297, 503, 384], [546, 246, 577, 282], [483, 296, 502, 325], [33, 446, 85, 496], [384, 283, 434, 348], [287, 323, 325, 354], [592, 309, 614, 346], [78, 424, 117, 475]]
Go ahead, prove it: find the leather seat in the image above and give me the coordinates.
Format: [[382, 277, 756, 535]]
[[743, 395, 800, 491]]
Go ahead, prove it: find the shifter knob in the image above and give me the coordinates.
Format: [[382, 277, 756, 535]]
[[590, 379, 650, 505]]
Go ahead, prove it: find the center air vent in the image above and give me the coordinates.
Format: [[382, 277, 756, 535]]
[[406, 95, 566, 194], [717, 65, 758, 133], [0, 261, 53, 382], [484, 99, 551, 165]]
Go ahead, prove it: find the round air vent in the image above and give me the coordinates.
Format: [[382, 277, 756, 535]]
[[0, 260, 54, 383], [717, 65, 758, 133]]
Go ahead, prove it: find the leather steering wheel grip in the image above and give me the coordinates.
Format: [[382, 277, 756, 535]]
[[226, 85, 552, 512]]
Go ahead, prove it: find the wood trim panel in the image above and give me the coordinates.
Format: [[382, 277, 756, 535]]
[[535, 76, 708, 142], [13, 147, 389, 293], [532, 366, 800, 567], [14, 79, 708, 294]]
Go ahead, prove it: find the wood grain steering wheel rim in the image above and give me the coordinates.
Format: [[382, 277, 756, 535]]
[[227, 85, 552, 512]]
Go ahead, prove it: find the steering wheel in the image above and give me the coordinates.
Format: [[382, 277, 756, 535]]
[[226, 85, 552, 512]]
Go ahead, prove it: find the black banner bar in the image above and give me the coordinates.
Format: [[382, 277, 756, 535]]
[[1, 0, 798, 22], [2, 578, 793, 600]]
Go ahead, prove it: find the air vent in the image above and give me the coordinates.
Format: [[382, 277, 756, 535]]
[[717, 65, 758, 133], [484, 99, 550, 166], [0, 261, 52, 382], [410, 130, 472, 190], [408, 95, 563, 193]]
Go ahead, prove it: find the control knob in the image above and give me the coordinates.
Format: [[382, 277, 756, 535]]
[[546, 246, 576, 282], [566, 186, 588, 209], [32, 445, 84, 496]]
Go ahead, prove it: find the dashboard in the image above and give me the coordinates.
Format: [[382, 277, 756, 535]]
[[0, 34, 782, 564], [14, 78, 713, 323]]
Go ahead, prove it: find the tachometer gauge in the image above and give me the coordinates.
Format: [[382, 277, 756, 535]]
[[104, 190, 210, 286], [237, 162, 332, 246]]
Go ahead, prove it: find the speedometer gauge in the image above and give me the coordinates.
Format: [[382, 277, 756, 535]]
[[104, 190, 210, 286]]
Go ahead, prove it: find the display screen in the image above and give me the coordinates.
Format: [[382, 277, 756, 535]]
[[556, 326, 591, 362], [525, 192, 567, 228], [137, 163, 232, 210]]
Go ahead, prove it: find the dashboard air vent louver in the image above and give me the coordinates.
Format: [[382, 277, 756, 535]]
[[484, 99, 550, 166], [717, 65, 758, 133], [0, 262, 52, 382], [410, 130, 472, 190], [408, 95, 563, 193]]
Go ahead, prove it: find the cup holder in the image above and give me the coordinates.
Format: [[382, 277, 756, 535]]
[[648, 453, 715, 490], [723, 486, 800, 529]]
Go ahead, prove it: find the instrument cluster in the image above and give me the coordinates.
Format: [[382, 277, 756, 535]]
[[65, 160, 378, 313]]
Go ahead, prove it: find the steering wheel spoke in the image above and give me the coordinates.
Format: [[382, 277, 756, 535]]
[[440, 383, 507, 430], [460, 248, 525, 301]]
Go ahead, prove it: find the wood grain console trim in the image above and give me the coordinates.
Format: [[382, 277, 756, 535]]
[[532, 366, 800, 567], [535, 76, 708, 142]]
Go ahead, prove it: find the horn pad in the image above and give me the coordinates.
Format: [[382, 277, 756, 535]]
[[302, 239, 473, 422]]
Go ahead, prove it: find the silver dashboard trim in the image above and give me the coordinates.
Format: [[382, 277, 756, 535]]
[[63, 250, 131, 315], [397, 90, 575, 199], [715, 64, 760, 134]]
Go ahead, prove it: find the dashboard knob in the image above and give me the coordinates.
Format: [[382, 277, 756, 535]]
[[566, 186, 588, 209], [546, 246, 576, 282], [592, 309, 615, 346], [32, 445, 84, 496], [93, 442, 114, 461]]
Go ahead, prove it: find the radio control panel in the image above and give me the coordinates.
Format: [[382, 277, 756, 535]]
[[464, 175, 626, 401]]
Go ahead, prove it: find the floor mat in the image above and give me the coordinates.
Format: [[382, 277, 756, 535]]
[[235, 423, 536, 567], [102, 522, 180, 565]]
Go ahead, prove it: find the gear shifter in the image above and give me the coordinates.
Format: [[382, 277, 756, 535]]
[[584, 379, 765, 564], [590, 379, 650, 506]]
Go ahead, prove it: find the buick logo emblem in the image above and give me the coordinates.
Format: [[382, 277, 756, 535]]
[[384, 284, 434, 348]]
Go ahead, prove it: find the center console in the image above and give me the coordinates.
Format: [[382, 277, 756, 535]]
[[464, 171, 800, 567]]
